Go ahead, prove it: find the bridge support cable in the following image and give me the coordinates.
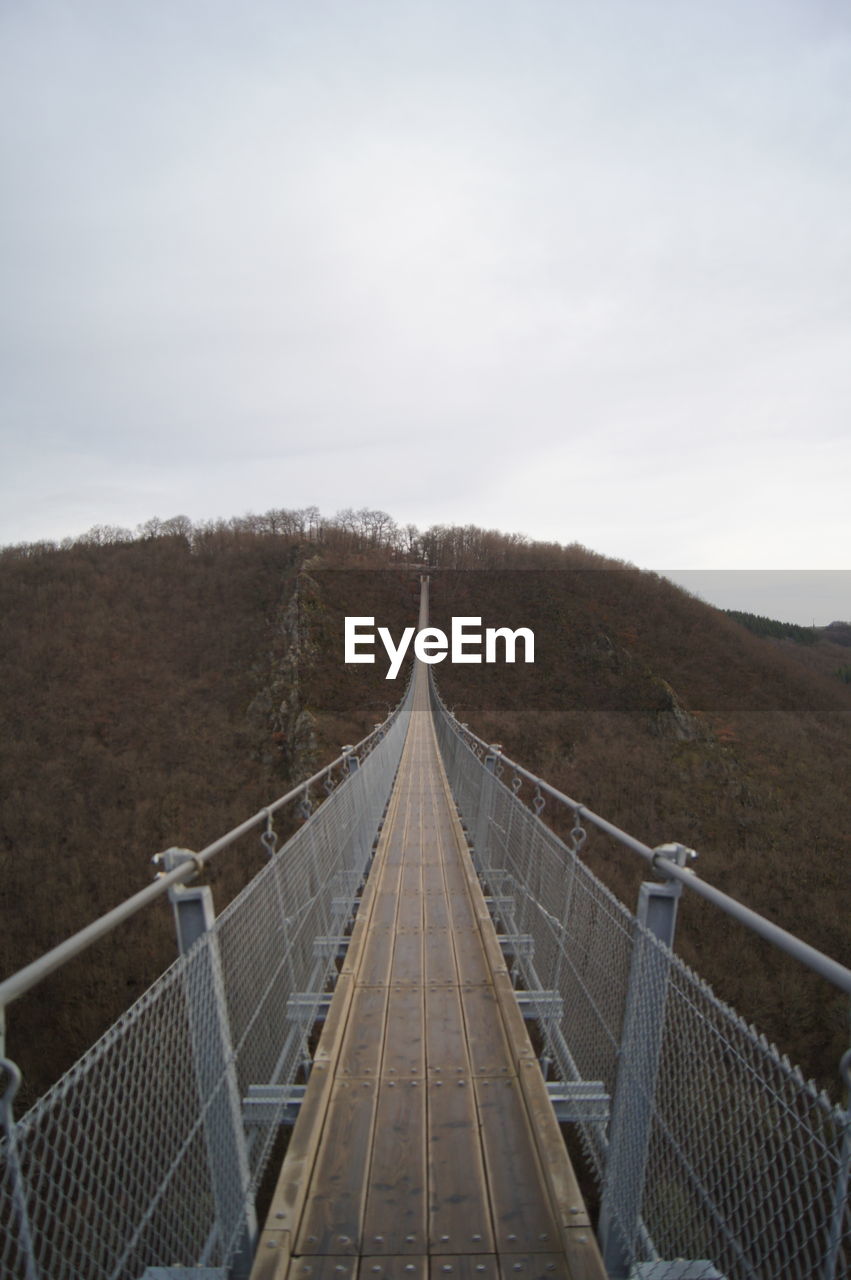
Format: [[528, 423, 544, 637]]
[[429, 675, 851, 1280]]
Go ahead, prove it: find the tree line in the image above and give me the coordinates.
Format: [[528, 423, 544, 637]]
[[1, 505, 610, 571]]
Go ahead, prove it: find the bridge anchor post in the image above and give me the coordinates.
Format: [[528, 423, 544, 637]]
[[167, 857, 259, 1280], [598, 844, 693, 1278]]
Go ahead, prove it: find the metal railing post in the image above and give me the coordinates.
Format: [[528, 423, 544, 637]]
[[598, 847, 688, 1277], [823, 1048, 851, 1280], [169, 875, 258, 1279], [0, 1057, 40, 1280]]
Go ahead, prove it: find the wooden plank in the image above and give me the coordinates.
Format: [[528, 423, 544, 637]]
[[429, 1257, 499, 1280], [450, 924, 491, 986], [288, 1257, 359, 1280], [384, 839, 408, 868], [358, 926, 395, 986], [496, 1255, 572, 1280], [425, 983, 469, 1076], [424, 928, 458, 985], [399, 846, 422, 871], [362, 1079, 427, 1254], [345, 907, 374, 966], [559, 1232, 608, 1280], [427, 1077, 494, 1254], [371, 890, 401, 928], [390, 928, 424, 985], [446, 888, 477, 932], [400, 862, 423, 895], [376, 862, 404, 895], [487, 971, 537, 1067], [459, 985, 511, 1077], [471, 915, 512, 993], [250, 1056, 333, 1274], [397, 888, 423, 930], [359, 1256, 427, 1280], [421, 859, 448, 901], [515, 1061, 591, 1229], [338, 986, 389, 1079], [423, 890, 450, 930], [420, 829, 443, 861], [341, 839, 399, 981], [473, 1078, 560, 1254], [312, 972, 355, 1071], [385, 819, 411, 867], [296, 1079, 378, 1255], [382, 986, 425, 1077], [250, 1229, 291, 1280]]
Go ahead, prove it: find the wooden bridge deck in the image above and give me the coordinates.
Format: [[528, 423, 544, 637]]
[[251, 664, 606, 1280]]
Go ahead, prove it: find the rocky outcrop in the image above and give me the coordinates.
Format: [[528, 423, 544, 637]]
[[650, 677, 707, 742], [248, 570, 320, 779]]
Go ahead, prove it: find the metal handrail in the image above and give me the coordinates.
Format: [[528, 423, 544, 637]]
[[430, 677, 851, 998], [0, 681, 412, 1050]]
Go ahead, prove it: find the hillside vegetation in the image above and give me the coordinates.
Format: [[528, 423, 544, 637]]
[[1, 509, 849, 1103]]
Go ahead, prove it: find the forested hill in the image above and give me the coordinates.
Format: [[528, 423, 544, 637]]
[[1, 509, 849, 1104]]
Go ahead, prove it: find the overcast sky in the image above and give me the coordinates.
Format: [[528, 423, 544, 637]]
[[1, 1, 849, 622]]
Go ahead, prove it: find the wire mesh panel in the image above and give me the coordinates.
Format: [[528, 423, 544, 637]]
[[1, 965, 216, 1280], [487, 778, 634, 1101], [430, 681, 851, 1280], [632, 966, 851, 1280], [0, 685, 412, 1280]]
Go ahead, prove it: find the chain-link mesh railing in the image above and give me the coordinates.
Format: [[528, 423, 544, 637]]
[[0, 682, 413, 1280], [430, 678, 851, 1280]]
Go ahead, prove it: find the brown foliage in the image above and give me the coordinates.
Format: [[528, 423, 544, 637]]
[[1, 515, 849, 1106]]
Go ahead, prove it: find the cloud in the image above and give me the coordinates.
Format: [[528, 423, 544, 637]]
[[1, 0, 849, 615]]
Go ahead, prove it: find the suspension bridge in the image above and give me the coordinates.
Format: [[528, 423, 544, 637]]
[[1, 578, 850, 1280]]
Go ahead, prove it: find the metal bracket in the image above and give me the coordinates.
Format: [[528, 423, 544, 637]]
[[260, 810, 278, 858], [313, 936, 350, 959], [483, 895, 516, 916], [142, 1271, 227, 1279], [651, 842, 697, 880], [497, 934, 535, 958], [152, 846, 205, 881], [287, 993, 332, 1025], [569, 807, 588, 855], [632, 1265, 725, 1279], [515, 990, 564, 1021], [546, 1080, 611, 1124], [243, 1084, 306, 1127], [332, 896, 362, 915], [478, 867, 513, 894]]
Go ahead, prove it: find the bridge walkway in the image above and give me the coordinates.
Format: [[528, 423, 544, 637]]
[[250, 661, 606, 1280]]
